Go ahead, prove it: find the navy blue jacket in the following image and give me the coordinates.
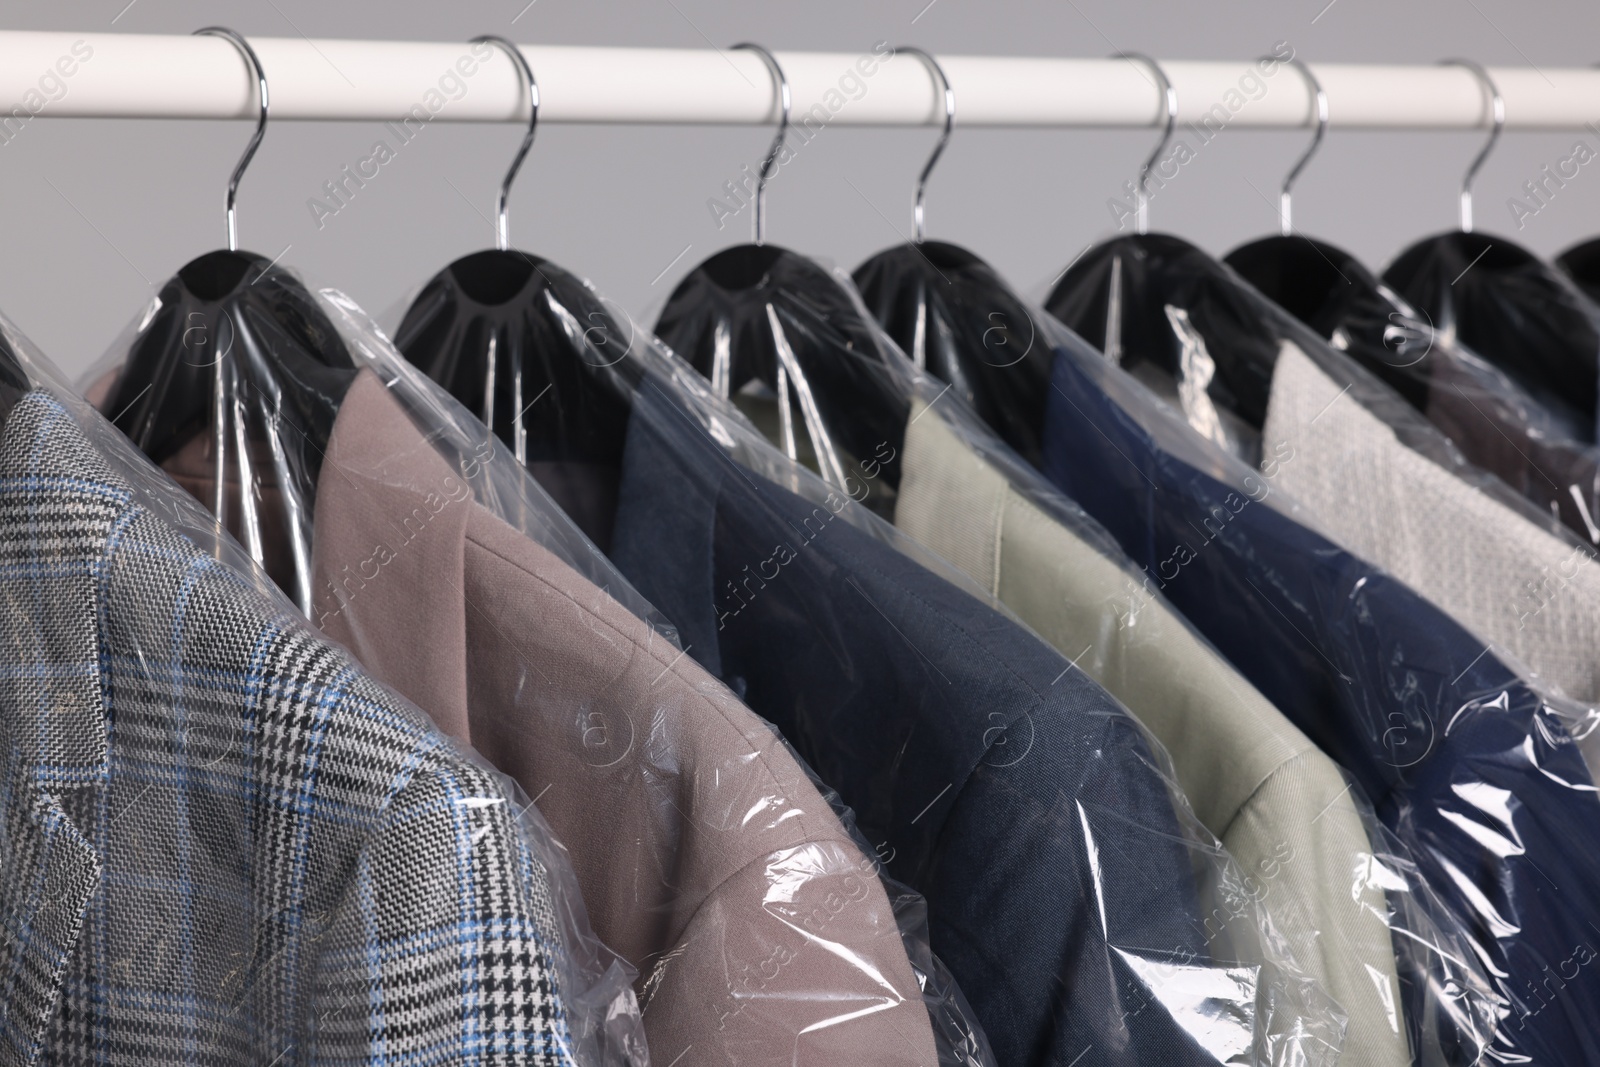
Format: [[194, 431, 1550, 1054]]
[[608, 381, 1225, 1067], [1042, 343, 1600, 1065]]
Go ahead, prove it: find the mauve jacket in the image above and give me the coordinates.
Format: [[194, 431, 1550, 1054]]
[[177, 370, 941, 1067]]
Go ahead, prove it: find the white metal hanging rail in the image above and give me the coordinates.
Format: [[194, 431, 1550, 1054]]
[[3, 31, 1600, 130]]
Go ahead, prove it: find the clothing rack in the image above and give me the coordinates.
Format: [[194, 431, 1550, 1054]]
[[4, 30, 1600, 131]]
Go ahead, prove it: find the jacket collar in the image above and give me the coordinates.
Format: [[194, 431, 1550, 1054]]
[[609, 382, 727, 678]]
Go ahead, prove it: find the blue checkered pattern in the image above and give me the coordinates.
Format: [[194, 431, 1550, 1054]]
[[0, 392, 576, 1067]]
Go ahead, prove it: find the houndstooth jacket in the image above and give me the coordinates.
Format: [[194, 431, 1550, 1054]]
[[0, 391, 578, 1067]]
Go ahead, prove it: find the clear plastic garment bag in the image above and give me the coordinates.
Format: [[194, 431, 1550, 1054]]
[[84, 31, 995, 1065], [853, 241, 1514, 1067], [89, 262, 981, 1067], [1040, 238, 1600, 1064], [0, 297, 644, 1065], [393, 212, 1353, 1062]]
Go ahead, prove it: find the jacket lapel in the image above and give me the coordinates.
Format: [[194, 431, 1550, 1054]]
[[0, 784, 101, 1066], [609, 384, 726, 677]]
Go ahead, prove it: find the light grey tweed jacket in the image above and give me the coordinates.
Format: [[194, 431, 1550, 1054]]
[[0, 391, 578, 1067]]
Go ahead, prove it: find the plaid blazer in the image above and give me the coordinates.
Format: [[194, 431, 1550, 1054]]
[[0, 392, 577, 1066]]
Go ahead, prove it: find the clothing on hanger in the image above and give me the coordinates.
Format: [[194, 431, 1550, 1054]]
[[471, 252, 1350, 1065], [1051, 229, 1600, 728], [1040, 318, 1600, 1065], [606, 373, 1335, 1067], [91, 273, 968, 1067], [0, 314, 633, 1067], [1229, 236, 1600, 547], [897, 392, 1420, 1066], [850, 247, 1453, 1067], [316, 372, 943, 1067], [1261, 337, 1600, 721], [713, 246, 1496, 1067], [40, 28, 1600, 1067], [395, 248, 1329, 1067]]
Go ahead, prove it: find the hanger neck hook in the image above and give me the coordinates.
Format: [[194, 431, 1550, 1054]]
[[472, 36, 539, 252], [194, 27, 268, 253], [1440, 58, 1503, 233], [1112, 52, 1176, 235], [732, 43, 790, 245], [1277, 57, 1327, 236], [893, 46, 956, 244]]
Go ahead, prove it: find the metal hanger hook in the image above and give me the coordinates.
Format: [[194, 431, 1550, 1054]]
[[1440, 58, 1503, 233], [193, 27, 268, 252], [473, 36, 540, 252], [732, 43, 791, 245], [1277, 57, 1327, 236], [1114, 52, 1177, 235], [893, 46, 956, 244]]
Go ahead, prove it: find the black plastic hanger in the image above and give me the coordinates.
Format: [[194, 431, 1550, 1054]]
[[851, 48, 1054, 467], [652, 43, 910, 498], [105, 29, 357, 469], [1385, 233, 1599, 438], [106, 250, 356, 478], [394, 36, 640, 549], [1380, 60, 1599, 439], [1046, 234, 1283, 437], [1227, 238, 1435, 412], [1222, 59, 1432, 410], [99, 27, 358, 612], [1223, 56, 1351, 341], [1043, 54, 1288, 458]]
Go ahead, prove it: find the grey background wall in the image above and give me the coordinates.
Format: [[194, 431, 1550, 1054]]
[[4, 0, 1600, 379]]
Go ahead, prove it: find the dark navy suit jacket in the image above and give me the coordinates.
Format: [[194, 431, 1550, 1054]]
[[608, 381, 1226, 1067], [1042, 344, 1600, 1066]]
